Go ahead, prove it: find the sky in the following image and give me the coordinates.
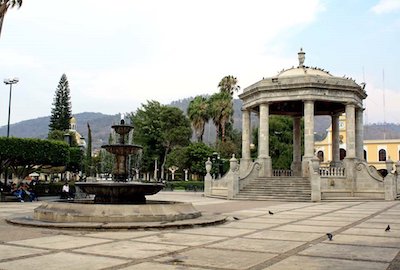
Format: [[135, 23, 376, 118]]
[[0, 0, 399, 126]]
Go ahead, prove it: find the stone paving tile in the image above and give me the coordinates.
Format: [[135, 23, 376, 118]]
[[308, 216, 362, 222], [325, 213, 370, 217], [119, 262, 206, 270], [75, 240, 187, 259], [84, 230, 160, 240], [136, 232, 225, 246], [263, 255, 389, 270], [343, 227, 400, 237], [157, 248, 276, 270], [243, 217, 297, 223], [325, 234, 400, 248], [208, 237, 305, 253], [0, 244, 48, 261], [368, 217, 400, 224], [246, 230, 323, 242], [299, 243, 399, 262], [228, 210, 271, 217], [0, 251, 129, 270], [293, 220, 352, 227], [356, 221, 397, 228], [218, 220, 277, 229], [8, 235, 112, 250], [272, 224, 340, 233], [180, 226, 255, 237]]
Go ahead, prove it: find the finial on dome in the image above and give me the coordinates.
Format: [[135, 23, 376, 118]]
[[298, 48, 305, 68]]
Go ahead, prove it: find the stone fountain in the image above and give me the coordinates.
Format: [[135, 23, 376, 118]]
[[7, 119, 226, 229], [76, 119, 164, 203]]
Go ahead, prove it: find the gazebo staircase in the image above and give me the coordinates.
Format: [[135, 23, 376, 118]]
[[235, 177, 311, 201]]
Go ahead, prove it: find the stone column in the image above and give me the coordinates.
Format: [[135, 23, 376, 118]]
[[258, 103, 272, 177], [291, 116, 302, 176], [240, 109, 252, 172], [345, 104, 356, 158], [355, 107, 364, 160], [302, 100, 315, 177], [330, 113, 341, 167], [344, 104, 357, 196]]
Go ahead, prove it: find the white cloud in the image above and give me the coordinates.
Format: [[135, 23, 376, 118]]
[[1, 0, 326, 125], [371, 0, 400, 14]]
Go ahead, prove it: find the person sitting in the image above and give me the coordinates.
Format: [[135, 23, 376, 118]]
[[11, 183, 25, 202], [61, 182, 73, 200], [21, 183, 37, 202]]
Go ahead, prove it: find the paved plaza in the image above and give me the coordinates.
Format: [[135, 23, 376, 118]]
[[0, 192, 399, 270]]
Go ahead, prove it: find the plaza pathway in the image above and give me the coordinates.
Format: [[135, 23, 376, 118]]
[[0, 192, 399, 270]]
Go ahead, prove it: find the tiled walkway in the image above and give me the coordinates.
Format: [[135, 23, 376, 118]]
[[0, 192, 399, 270]]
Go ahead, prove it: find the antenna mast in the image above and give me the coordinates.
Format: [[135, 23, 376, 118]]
[[382, 69, 386, 140]]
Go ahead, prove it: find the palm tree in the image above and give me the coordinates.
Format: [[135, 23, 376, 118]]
[[0, 0, 22, 38], [218, 75, 240, 96], [209, 92, 233, 142], [187, 96, 210, 142]]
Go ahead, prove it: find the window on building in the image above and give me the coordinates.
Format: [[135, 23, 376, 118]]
[[340, 148, 346, 160], [317, 151, 324, 162], [364, 150, 367, 161], [379, 149, 387, 161]]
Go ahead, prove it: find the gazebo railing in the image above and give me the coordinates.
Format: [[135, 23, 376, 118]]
[[273, 169, 293, 177], [319, 166, 345, 177]]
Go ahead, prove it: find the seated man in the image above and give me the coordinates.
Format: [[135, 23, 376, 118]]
[[11, 183, 25, 202], [21, 183, 37, 202]]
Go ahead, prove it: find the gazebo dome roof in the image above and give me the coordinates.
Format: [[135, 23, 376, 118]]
[[277, 66, 332, 77]]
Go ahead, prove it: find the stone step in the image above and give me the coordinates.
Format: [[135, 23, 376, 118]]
[[234, 195, 311, 201]]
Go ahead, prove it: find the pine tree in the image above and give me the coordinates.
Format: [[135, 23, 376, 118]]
[[49, 74, 72, 132]]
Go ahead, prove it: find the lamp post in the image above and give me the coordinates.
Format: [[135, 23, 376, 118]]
[[3, 78, 18, 187], [3, 78, 19, 137]]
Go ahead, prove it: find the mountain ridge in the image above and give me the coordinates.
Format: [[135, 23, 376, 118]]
[[1, 98, 399, 149]]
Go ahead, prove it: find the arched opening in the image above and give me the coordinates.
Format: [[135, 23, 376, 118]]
[[317, 151, 324, 162], [379, 149, 387, 162], [364, 150, 367, 161], [340, 148, 346, 160]]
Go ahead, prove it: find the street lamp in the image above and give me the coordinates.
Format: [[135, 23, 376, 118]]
[[3, 78, 18, 187], [3, 78, 19, 137]]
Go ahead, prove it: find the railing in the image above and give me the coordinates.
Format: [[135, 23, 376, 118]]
[[319, 167, 345, 177], [273, 170, 293, 177]]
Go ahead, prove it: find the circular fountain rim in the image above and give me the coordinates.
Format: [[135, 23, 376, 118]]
[[7, 200, 227, 229]]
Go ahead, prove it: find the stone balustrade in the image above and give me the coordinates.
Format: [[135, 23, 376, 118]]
[[272, 170, 293, 177], [319, 167, 345, 177]]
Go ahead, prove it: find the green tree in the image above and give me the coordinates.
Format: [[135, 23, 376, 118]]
[[218, 75, 240, 96], [0, 137, 69, 180], [166, 142, 214, 180], [49, 74, 72, 133], [187, 96, 210, 142], [209, 92, 233, 142], [67, 147, 83, 173], [251, 116, 300, 169], [0, 0, 22, 38], [129, 101, 192, 179], [85, 122, 92, 176]]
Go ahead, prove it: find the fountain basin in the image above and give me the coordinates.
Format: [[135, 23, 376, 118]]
[[33, 200, 201, 223], [101, 144, 142, 155], [76, 182, 164, 204]]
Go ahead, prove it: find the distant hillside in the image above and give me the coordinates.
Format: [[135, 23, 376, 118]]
[[0, 112, 121, 149], [1, 99, 400, 150]]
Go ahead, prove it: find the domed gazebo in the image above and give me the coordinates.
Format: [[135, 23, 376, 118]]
[[205, 49, 398, 201]]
